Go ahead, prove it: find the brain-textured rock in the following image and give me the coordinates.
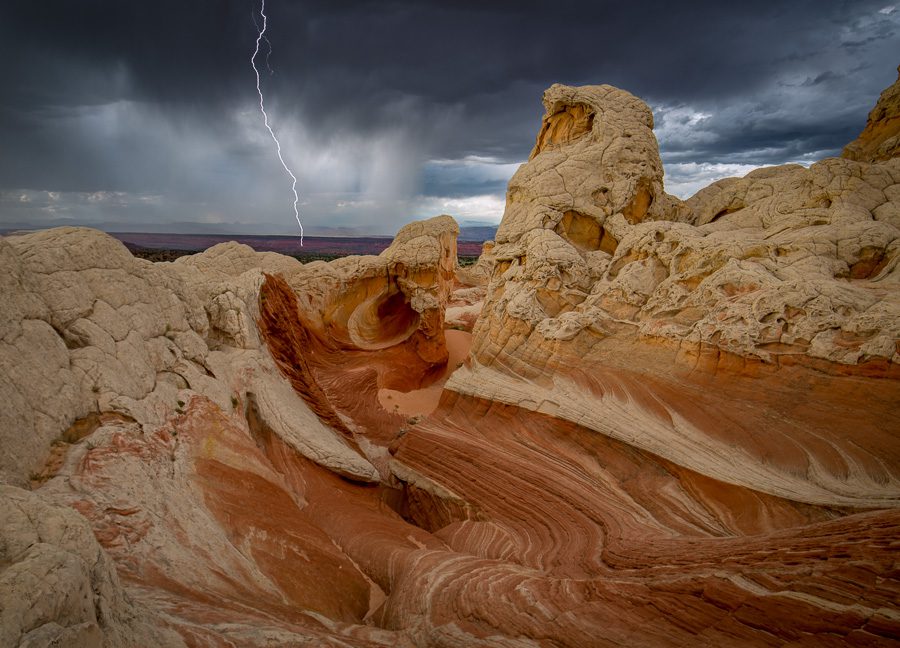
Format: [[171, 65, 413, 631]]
[[480, 83, 900, 372], [0, 227, 205, 487], [843, 65, 900, 163], [0, 216, 465, 646], [457, 80, 900, 510], [0, 224, 433, 645], [2, 74, 900, 648], [0, 227, 380, 487], [498, 84, 687, 248], [1, 485, 184, 647]]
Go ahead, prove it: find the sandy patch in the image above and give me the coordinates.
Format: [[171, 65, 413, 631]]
[[377, 330, 472, 417]]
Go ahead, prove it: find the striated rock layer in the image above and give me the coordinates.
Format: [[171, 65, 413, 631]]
[[459, 80, 900, 512], [386, 393, 900, 646], [1, 72, 899, 647]]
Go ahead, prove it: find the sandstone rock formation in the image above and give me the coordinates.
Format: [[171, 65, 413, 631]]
[[1, 73, 899, 648], [456, 80, 900, 510], [1, 486, 184, 647], [0, 222, 456, 645], [843, 65, 900, 163], [0, 226, 380, 487]]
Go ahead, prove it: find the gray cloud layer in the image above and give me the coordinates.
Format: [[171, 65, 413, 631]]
[[0, 1, 897, 234]]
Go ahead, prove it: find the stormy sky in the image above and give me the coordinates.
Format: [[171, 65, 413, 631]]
[[0, 1, 897, 236]]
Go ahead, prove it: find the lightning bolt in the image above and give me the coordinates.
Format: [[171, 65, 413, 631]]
[[251, 0, 303, 243], [250, 7, 274, 75]]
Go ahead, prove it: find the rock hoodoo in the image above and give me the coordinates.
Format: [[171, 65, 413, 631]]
[[456, 78, 900, 510]]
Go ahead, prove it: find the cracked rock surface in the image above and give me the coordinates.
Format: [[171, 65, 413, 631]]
[[1, 74, 899, 647]]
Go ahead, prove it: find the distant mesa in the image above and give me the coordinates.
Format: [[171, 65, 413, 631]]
[[108, 224, 495, 260]]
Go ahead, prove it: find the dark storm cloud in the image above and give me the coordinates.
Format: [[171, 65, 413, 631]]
[[0, 0, 897, 233]]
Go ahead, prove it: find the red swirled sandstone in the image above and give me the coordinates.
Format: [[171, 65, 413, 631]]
[[2, 71, 899, 647]]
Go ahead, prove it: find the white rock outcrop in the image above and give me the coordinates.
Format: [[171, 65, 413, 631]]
[[0, 228, 379, 487], [1, 485, 184, 647]]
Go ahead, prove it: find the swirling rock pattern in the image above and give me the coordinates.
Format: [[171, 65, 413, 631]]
[[386, 393, 900, 646], [0, 217, 461, 646], [391, 78, 900, 644], [462, 80, 900, 511], [1, 73, 900, 648]]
